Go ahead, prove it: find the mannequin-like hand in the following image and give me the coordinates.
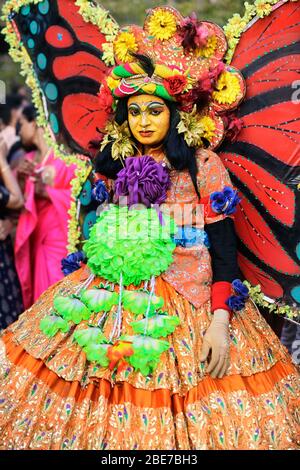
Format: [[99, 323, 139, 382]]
[[199, 309, 230, 379]]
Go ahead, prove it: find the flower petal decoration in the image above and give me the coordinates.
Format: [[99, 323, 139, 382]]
[[122, 290, 164, 316], [73, 326, 108, 348], [91, 180, 109, 204], [53, 295, 92, 324], [114, 31, 138, 62], [232, 279, 249, 299], [122, 335, 170, 376], [107, 340, 134, 373], [84, 205, 177, 286], [146, 8, 178, 40], [61, 251, 86, 276], [131, 314, 180, 338], [210, 186, 241, 215], [83, 343, 110, 366], [115, 155, 171, 207], [226, 295, 246, 312], [100, 121, 136, 163], [80, 288, 119, 313], [212, 68, 246, 112], [177, 105, 224, 149], [40, 315, 70, 338]]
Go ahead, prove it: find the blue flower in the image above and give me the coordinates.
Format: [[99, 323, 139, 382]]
[[61, 251, 86, 276], [91, 180, 109, 204], [172, 226, 210, 248], [226, 295, 246, 312], [210, 186, 241, 216], [232, 279, 249, 299]]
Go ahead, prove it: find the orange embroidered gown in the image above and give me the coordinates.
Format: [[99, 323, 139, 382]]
[[0, 150, 299, 450]]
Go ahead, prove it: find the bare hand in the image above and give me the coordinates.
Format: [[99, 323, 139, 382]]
[[0, 219, 14, 241], [17, 159, 36, 178], [200, 309, 230, 379]]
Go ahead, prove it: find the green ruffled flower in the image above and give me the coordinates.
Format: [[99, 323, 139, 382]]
[[84, 205, 177, 285], [53, 296, 92, 324], [83, 343, 110, 366], [40, 315, 70, 338], [81, 288, 119, 312], [73, 326, 108, 348], [122, 290, 164, 316], [131, 314, 180, 338], [121, 335, 170, 376]]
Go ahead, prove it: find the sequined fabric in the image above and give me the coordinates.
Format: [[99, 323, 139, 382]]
[[0, 267, 299, 449], [161, 149, 232, 307], [0, 149, 299, 449]]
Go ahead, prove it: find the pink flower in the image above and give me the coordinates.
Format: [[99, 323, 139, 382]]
[[180, 13, 209, 50], [209, 62, 225, 82]]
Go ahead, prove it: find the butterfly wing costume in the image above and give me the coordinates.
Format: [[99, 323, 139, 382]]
[[0, 0, 299, 450]]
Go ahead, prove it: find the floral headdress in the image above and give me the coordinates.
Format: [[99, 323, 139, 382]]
[[98, 6, 246, 151]]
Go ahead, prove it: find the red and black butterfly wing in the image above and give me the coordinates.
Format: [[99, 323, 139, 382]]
[[219, 0, 300, 306], [6, 0, 117, 154]]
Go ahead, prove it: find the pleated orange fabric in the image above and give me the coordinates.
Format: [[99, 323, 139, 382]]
[[0, 268, 299, 450]]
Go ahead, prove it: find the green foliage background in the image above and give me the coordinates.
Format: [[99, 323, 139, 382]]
[[0, 0, 245, 89]]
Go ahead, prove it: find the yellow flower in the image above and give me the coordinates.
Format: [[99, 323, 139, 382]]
[[196, 35, 218, 58], [114, 32, 138, 62], [199, 116, 216, 143], [148, 9, 177, 41], [254, 0, 272, 18], [224, 14, 247, 40], [212, 71, 241, 105]]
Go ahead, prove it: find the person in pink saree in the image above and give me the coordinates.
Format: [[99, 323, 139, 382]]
[[15, 105, 76, 309]]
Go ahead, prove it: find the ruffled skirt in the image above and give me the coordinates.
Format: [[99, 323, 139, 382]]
[[0, 268, 299, 450]]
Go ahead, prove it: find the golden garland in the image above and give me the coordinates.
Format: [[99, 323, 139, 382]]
[[224, 0, 298, 64], [244, 282, 300, 321], [1, 0, 92, 253], [74, 0, 119, 66]]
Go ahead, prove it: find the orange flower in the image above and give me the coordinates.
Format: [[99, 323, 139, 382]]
[[107, 341, 134, 373]]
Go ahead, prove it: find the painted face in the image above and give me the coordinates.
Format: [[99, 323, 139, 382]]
[[127, 95, 170, 147]]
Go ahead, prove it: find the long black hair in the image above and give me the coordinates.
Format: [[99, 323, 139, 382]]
[[95, 55, 200, 199]]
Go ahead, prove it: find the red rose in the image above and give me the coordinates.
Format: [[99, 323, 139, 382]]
[[163, 75, 188, 96], [98, 82, 114, 113]]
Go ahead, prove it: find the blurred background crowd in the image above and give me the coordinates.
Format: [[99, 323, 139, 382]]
[[0, 0, 298, 362]]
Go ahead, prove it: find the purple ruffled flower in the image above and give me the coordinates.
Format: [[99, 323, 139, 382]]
[[210, 186, 241, 216], [232, 279, 249, 299], [61, 251, 86, 276], [92, 180, 109, 204], [115, 156, 171, 207], [226, 295, 246, 312]]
